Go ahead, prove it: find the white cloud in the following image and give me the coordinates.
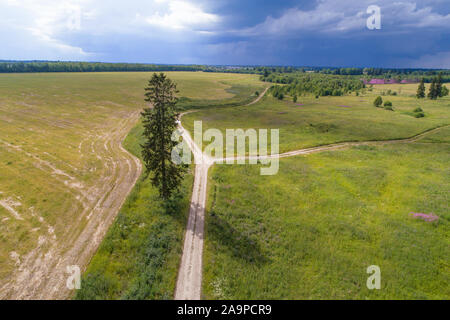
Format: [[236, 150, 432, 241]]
[[0, 0, 222, 60], [0, 0, 448, 65], [145, 0, 220, 31], [1, 0, 92, 59]]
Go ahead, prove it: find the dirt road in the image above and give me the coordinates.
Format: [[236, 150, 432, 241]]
[[174, 120, 213, 300], [174, 88, 448, 300], [0, 111, 142, 300], [173, 88, 272, 300], [246, 86, 270, 106]]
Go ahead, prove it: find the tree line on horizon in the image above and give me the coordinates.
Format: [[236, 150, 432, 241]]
[[0, 61, 449, 81], [0, 61, 205, 73], [267, 73, 365, 99]]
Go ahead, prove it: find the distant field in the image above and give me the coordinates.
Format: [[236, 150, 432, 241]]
[[371, 83, 431, 96], [0, 71, 264, 298], [203, 141, 450, 299], [182, 87, 450, 154], [169, 72, 263, 100]]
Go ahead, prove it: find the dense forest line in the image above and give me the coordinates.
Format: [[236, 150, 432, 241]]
[[1, 61, 448, 79], [262, 70, 450, 84], [267, 74, 365, 99], [0, 61, 204, 73]]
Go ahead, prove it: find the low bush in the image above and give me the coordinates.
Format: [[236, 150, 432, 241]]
[[414, 112, 425, 118]]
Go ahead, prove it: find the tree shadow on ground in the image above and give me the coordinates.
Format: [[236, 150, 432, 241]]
[[208, 212, 269, 266]]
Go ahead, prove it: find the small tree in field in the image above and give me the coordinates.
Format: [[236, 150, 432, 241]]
[[436, 73, 443, 97], [428, 78, 437, 100], [141, 73, 186, 200], [373, 96, 383, 107], [441, 85, 449, 97], [293, 94, 298, 103], [416, 78, 425, 99]]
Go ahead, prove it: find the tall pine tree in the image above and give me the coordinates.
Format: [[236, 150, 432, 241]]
[[141, 73, 186, 200], [428, 78, 437, 100], [416, 78, 425, 99], [436, 72, 443, 98]]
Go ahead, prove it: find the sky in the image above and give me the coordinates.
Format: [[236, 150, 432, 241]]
[[0, 0, 449, 68]]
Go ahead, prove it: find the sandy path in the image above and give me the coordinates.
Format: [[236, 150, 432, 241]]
[[246, 86, 270, 106], [0, 111, 142, 300], [174, 124, 213, 300], [174, 87, 269, 300], [174, 88, 449, 300]]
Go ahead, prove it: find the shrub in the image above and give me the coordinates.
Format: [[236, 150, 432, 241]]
[[414, 112, 425, 118], [441, 85, 449, 97], [373, 96, 383, 107], [75, 272, 118, 300], [384, 101, 392, 107], [384, 105, 394, 111], [414, 107, 423, 113]]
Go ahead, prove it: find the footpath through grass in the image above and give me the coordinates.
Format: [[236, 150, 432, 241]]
[[203, 142, 449, 299]]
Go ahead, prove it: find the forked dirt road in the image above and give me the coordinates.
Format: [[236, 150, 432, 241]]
[[0, 111, 142, 300], [174, 90, 449, 300], [174, 125, 213, 300]]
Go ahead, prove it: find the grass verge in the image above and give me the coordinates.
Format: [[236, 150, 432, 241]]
[[75, 122, 193, 300]]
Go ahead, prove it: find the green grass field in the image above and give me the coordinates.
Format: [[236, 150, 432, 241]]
[[0, 71, 265, 297], [182, 85, 450, 154], [203, 142, 449, 299], [182, 82, 450, 299], [370, 83, 432, 96], [1, 72, 447, 300]]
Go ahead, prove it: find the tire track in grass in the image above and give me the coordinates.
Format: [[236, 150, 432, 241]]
[[0, 111, 142, 300]]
